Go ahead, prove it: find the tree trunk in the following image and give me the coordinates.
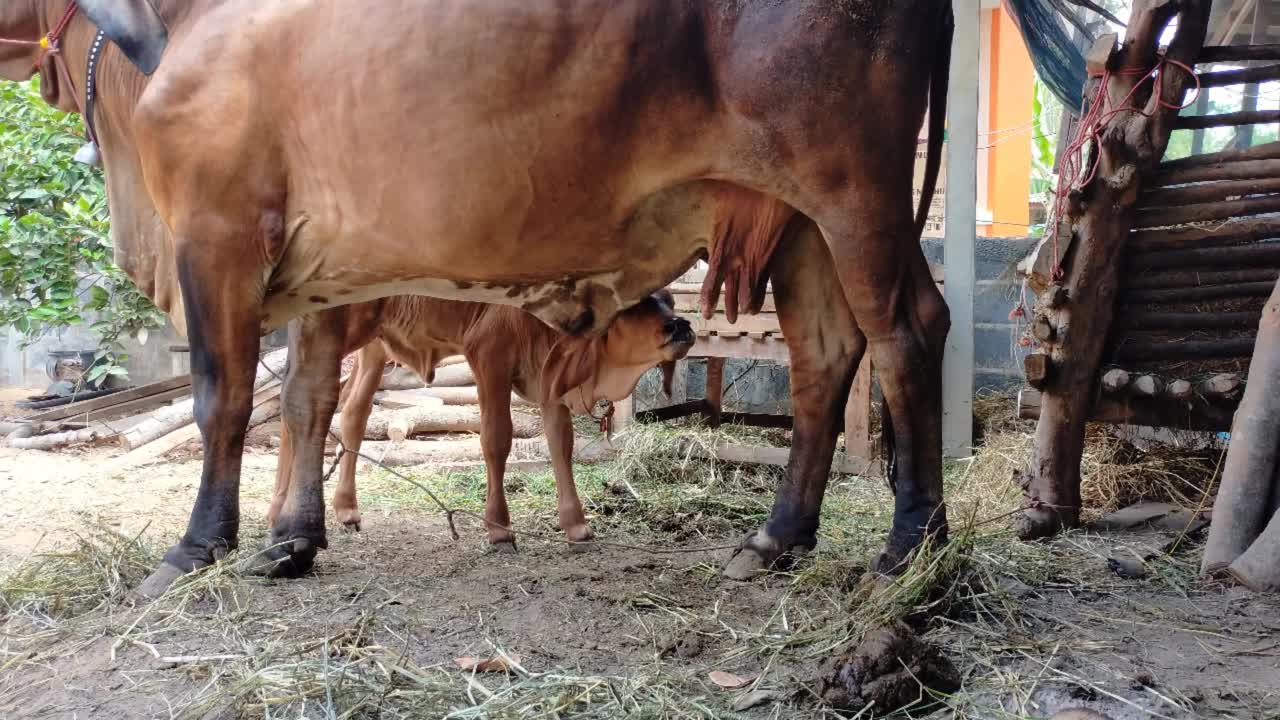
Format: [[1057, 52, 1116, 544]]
[[1023, 2, 1211, 540], [412, 386, 537, 408], [378, 406, 540, 442], [1203, 279, 1280, 574], [429, 363, 475, 387]]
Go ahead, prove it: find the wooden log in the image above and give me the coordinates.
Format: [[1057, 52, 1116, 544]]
[[1204, 279, 1280, 575], [1198, 44, 1280, 63], [1115, 310, 1262, 330], [1129, 217, 1280, 251], [1019, 388, 1236, 432], [371, 390, 447, 410], [379, 366, 425, 390], [1201, 373, 1244, 400], [119, 349, 287, 450], [1167, 379, 1193, 401], [1023, 0, 1210, 541], [1152, 158, 1280, 186], [26, 374, 192, 423], [106, 383, 283, 468], [1024, 353, 1052, 390], [6, 428, 99, 450], [1122, 282, 1276, 303], [1124, 268, 1279, 290], [1128, 243, 1280, 271], [332, 435, 612, 467], [429, 363, 475, 387], [1132, 375, 1164, 398], [437, 355, 467, 368], [1032, 316, 1057, 343], [408, 386, 536, 409], [0, 420, 88, 436], [1112, 338, 1257, 362], [1158, 140, 1280, 171], [1198, 64, 1280, 88], [1132, 195, 1280, 228], [1174, 110, 1280, 130], [1141, 178, 1280, 207], [384, 406, 540, 442], [1102, 368, 1131, 394]]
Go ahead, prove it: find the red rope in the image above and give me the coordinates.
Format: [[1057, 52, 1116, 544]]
[[1043, 54, 1201, 282]]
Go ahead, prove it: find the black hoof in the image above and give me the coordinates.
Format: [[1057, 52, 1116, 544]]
[[245, 532, 324, 578], [722, 528, 814, 581]]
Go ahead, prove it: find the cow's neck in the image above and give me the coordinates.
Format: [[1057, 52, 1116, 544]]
[[43, 1, 202, 333]]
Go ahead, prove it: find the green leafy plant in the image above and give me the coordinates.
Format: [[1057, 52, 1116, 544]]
[[1, 79, 163, 384]]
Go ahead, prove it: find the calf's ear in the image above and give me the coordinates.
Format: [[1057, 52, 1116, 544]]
[[539, 336, 601, 406], [77, 0, 169, 75]]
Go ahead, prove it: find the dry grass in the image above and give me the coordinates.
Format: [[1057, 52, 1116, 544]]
[[2, 396, 1272, 719]]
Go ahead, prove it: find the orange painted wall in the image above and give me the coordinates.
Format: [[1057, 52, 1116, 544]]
[[982, 7, 1035, 237]]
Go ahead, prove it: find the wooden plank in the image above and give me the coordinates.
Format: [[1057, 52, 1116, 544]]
[[844, 354, 873, 462], [1198, 63, 1280, 88], [72, 386, 191, 423], [704, 358, 725, 428], [684, 312, 783, 336], [686, 336, 791, 364], [636, 400, 709, 423], [1019, 387, 1236, 432], [1198, 44, 1280, 63], [670, 291, 776, 313], [677, 440, 871, 476], [27, 374, 192, 423], [1175, 109, 1280, 130]]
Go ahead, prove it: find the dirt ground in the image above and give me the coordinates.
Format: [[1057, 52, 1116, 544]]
[[1, 416, 1278, 719]]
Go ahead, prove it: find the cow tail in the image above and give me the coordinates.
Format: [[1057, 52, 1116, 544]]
[[882, 3, 952, 486]]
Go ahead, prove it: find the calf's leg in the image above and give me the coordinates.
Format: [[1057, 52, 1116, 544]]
[[543, 401, 593, 544], [332, 343, 387, 531], [137, 244, 263, 597], [254, 309, 345, 576], [473, 355, 517, 550], [267, 415, 294, 529], [724, 221, 863, 579]]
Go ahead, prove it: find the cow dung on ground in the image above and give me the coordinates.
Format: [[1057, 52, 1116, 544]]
[[815, 621, 960, 714]]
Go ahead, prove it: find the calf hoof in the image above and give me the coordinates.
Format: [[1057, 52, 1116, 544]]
[[335, 508, 363, 533], [722, 529, 812, 581], [488, 540, 519, 554], [246, 534, 324, 578], [564, 524, 595, 552]]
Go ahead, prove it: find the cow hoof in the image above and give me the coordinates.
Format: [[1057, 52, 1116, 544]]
[[245, 536, 320, 578], [722, 529, 809, 581], [134, 562, 190, 600], [1015, 507, 1068, 541], [488, 540, 518, 554]]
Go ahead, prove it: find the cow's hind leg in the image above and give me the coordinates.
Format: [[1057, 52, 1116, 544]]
[[137, 243, 263, 597], [252, 309, 345, 576], [828, 216, 949, 574], [724, 221, 863, 579]]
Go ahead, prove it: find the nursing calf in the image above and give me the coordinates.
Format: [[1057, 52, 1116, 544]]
[[270, 292, 693, 549]]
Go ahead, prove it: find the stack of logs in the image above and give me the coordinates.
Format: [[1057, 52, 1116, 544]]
[[1023, 140, 1280, 431]]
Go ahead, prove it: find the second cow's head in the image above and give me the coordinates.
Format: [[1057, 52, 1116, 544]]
[[541, 290, 695, 411]]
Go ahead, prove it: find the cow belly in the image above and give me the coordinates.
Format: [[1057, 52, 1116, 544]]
[[262, 182, 724, 333]]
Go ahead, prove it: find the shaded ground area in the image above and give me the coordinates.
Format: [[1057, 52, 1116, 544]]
[[1, 419, 1278, 718]]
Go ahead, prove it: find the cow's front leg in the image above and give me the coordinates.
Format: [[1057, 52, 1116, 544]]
[[137, 246, 263, 597], [724, 222, 862, 579], [253, 310, 345, 576]]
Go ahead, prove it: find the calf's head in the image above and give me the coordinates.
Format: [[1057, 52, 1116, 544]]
[[541, 290, 695, 412]]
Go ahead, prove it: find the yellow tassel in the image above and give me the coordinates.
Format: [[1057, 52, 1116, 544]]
[[39, 36, 51, 49]]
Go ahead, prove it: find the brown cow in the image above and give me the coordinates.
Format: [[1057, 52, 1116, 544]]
[[1, 0, 952, 595], [269, 292, 694, 548]]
